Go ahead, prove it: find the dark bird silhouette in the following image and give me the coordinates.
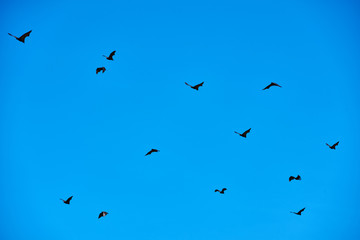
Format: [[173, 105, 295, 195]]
[[234, 128, 251, 138], [215, 188, 227, 194], [289, 175, 301, 182], [8, 30, 32, 43], [96, 67, 106, 74], [145, 149, 159, 156], [103, 51, 116, 60], [290, 208, 305, 215], [60, 196, 73, 204], [185, 81, 204, 90], [98, 211, 108, 219], [326, 141, 339, 150], [263, 82, 281, 90]]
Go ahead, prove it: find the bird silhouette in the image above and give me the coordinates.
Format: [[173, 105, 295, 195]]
[[96, 67, 106, 74], [215, 188, 227, 194], [60, 196, 73, 204], [103, 51, 116, 60], [234, 128, 251, 138], [263, 82, 281, 90], [145, 149, 159, 156], [326, 141, 339, 150], [289, 175, 301, 182], [8, 30, 32, 43], [290, 208, 305, 215], [185, 81, 204, 90], [98, 211, 108, 219]]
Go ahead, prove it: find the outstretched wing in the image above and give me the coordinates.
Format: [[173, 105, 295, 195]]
[[222, 188, 227, 192], [242, 128, 251, 136], [333, 141, 339, 147], [289, 176, 295, 182], [66, 196, 73, 202], [215, 189, 220, 192], [298, 208, 305, 214], [194, 82, 204, 88], [326, 143, 330, 147], [19, 30, 32, 42], [296, 175, 301, 180], [262, 83, 271, 90], [234, 131, 241, 136], [109, 51, 116, 58], [185, 82, 192, 88]]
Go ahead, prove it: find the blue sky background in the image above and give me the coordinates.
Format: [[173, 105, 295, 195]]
[[1, 0, 360, 239]]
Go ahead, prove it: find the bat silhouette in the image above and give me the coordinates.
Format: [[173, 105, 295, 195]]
[[234, 128, 251, 138], [60, 196, 73, 204], [103, 51, 116, 60], [326, 141, 339, 150], [98, 211, 108, 219], [215, 188, 227, 194], [290, 208, 305, 215], [8, 30, 32, 43], [263, 82, 281, 90], [289, 175, 301, 182], [145, 149, 159, 156], [185, 82, 204, 90], [96, 67, 106, 74]]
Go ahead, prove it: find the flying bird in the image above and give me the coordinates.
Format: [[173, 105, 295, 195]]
[[8, 30, 32, 43], [215, 188, 227, 194], [60, 196, 73, 204], [263, 82, 281, 90], [326, 141, 339, 150], [98, 211, 108, 219], [96, 67, 106, 74], [185, 81, 204, 90], [103, 51, 116, 60], [290, 208, 305, 216], [234, 128, 251, 138], [145, 149, 159, 156], [289, 175, 301, 182]]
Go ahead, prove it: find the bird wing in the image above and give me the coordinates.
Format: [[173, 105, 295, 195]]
[[109, 51, 116, 58], [185, 82, 192, 87], [289, 176, 295, 182], [98, 213, 103, 218], [96, 68, 101, 74], [66, 196, 73, 202], [194, 82, 204, 88], [234, 131, 241, 135], [222, 188, 227, 192], [19, 30, 32, 41], [296, 175, 301, 180], [215, 189, 219, 192], [299, 208, 305, 213], [271, 82, 281, 87], [333, 141, 339, 147], [262, 84, 271, 90], [243, 128, 251, 135]]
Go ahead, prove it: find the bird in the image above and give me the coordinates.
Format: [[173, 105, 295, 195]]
[[263, 82, 281, 90], [215, 188, 227, 194], [290, 208, 305, 216], [96, 67, 106, 74], [289, 175, 301, 182], [185, 81, 204, 90], [103, 51, 116, 60], [8, 30, 32, 43], [326, 141, 339, 150], [60, 196, 73, 204], [98, 211, 108, 219], [234, 128, 251, 138], [145, 149, 159, 156]]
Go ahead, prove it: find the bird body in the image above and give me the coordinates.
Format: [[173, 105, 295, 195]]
[[291, 208, 305, 215], [215, 188, 227, 194], [185, 82, 204, 90], [145, 149, 159, 156], [98, 211, 108, 219], [96, 67, 106, 74], [326, 141, 339, 150], [289, 175, 301, 182], [234, 128, 251, 138], [60, 196, 73, 204], [8, 30, 32, 43], [103, 51, 116, 60], [263, 82, 281, 90]]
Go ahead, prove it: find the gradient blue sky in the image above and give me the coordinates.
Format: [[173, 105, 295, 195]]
[[1, 0, 360, 239]]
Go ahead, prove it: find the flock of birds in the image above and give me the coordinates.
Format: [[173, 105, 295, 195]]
[[8, 29, 341, 220]]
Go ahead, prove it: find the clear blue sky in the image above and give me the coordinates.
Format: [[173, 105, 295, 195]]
[[1, 0, 360, 239]]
